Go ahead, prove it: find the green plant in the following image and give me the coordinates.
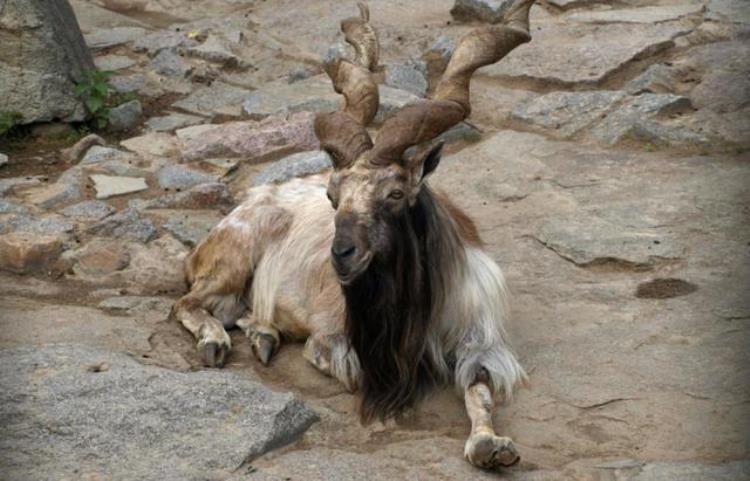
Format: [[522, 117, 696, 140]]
[[75, 70, 116, 129], [0, 111, 23, 137]]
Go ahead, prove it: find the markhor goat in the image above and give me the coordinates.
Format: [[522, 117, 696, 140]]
[[172, 0, 536, 469]]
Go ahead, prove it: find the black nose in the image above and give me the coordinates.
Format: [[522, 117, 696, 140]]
[[332, 239, 357, 261]]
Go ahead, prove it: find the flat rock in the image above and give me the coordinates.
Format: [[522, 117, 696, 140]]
[[0, 344, 318, 481], [450, 0, 513, 23], [132, 30, 198, 56], [253, 150, 332, 186], [511, 90, 627, 138], [0, 232, 64, 274], [690, 70, 750, 114], [0, 176, 45, 196], [108, 99, 142, 132], [626, 64, 677, 94], [159, 209, 223, 247], [72, 237, 131, 276], [706, 0, 750, 24], [109, 73, 146, 93], [121, 132, 180, 157], [131, 182, 235, 211], [172, 82, 251, 118], [94, 54, 136, 71], [157, 165, 217, 190], [60, 200, 116, 221], [150, 49, 192, 78], [568, 5, 703, 24], [481, 21, 689, 86], [589, 93, 693, 145], [146, 112, 204, 132], [85, 26, 147, 49], [185, 34, 245, 68], [90, 174, 148, 199], [178, 111, 319, 162], [87, 207, 157, 243], [97, 295, 171, 313], [0, 199, 29, 215], [81, 145, 134, 165], [385, 62, 428, 97], [3, 214, 75, 238], [21, 177, 82, 209]]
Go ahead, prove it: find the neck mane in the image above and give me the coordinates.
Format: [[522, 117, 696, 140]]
[[342, 185, 466, 423]]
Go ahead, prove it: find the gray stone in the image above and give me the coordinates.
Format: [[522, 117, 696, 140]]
[[120, 132, 180, 157], [22, 178, 82, 209], [706, 0, 750, 24], [0, 176, 45, 196], [131, 182, 235, 211], [60, 200, 115, 221], [98, 295, 168, 312], [253, 151, 332, 186], [185, 34, 245, 68], [150, 49, 191, 78], [88, 207, 157, 243], [109, 73, 146, 93], [108, 100, 142, 132], [481, 22, 689, 86], [0, 0, 94, 123], [511, 91, 627, 138], [157, 165, 217, 190], [589, 94, 693, 145], [546, 0, 603, 8], [0, 199, 29, 215], [84, 26, 147, 49], [385, 63, 429, 97], [146, 112, 204, 132], [3, 214, 75, 237], [93, 54, 136, 71], [172, 82, 251, 118], [0, 153, 7, 167], [132, 30, 198, 56], [90, 174, 148, 199], [81, 145, 133, 165], [569, 5, 703, 24], [690, 70, 750, 113], [450, 0, 513, 23], [626, 64, 677, 94], [161, 210, 223, 247], [0, 344, 318, 481], [428, 36, 456, 62]]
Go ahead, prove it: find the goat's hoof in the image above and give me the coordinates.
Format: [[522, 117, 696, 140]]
[[464, 433, 520, 470], [201, 341, 229, 367], [249, 330, 279, 366]]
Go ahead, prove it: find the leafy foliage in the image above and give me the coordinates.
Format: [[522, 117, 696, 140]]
[[75, 70, 137, 130]]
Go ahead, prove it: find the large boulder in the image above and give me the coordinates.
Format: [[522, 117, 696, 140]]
[[0, 0, 94, 123]]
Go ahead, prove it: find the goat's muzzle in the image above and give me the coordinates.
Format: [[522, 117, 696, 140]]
[[331, 213, 372, 285]]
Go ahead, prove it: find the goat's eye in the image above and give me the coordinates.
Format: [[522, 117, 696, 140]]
[[388, 190, 404, 200]]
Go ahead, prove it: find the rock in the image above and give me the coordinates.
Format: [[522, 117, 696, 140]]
[[385, 63, 429, 97], [546, 0, 603, 8], [69, 0, 149, 32], [84, 26, 147, 49], [0, 0, 94, 123], [150, 49, 192, 77], [108, 100, 142, 132], [0, 232, 64, 274], [706, 0, 750, 24], [72, 237, 131, 275], [690, 70, 750, 114], [589, 94, 693, 145], [130, 182, 235, 211], [160, 210, 223, 247], [98, 295, 169, 313], [427, 35, 456, 62], [109, 73, 146, 93], [94, 54, 137, 71], [536, 213, 683, 268], [242, 76, 420, 122], [622, 119, 712, 149], [481, 22, 689, 86], [185, 34, 245, 68], [0, 153, 7, 167], [132, 30, 197, 55], [450, 0, 513, 23], [253, 151, 332, 186], [61, 133, 105, 162], [568, 5, 703, 24], [0, 176, 46, 196], [626, 64, 677, 94], [21, 178, 82, 210], [0, 344, 317, 481], [4, 214, 75, 238], [178, 111, 319, 162], [60, 200, 116, 221], [0, 199, 29, 215], [157, 165, 217, 190], [121, 233, 188, 293], [88, 208, 157, 243], [81, 145, 131, 165], [90, 174, 148, 199], [120, 132, 180, 157], [172, 81, 251, 118], [511, 91, 627, 138], [146, 112, 204, 132]]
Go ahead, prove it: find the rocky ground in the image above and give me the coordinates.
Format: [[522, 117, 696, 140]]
[[1, 0, 749, 480]]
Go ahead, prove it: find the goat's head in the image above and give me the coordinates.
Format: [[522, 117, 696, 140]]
[[316, 0, 534, 285]]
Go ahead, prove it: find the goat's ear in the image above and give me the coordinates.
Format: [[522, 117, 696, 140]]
[[413, 141, 444, 182]]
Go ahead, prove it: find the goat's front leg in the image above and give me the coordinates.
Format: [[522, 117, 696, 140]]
[[171, 294, 232, 368], [463, 369, 520, 469], [303, 333, 360, 392], [236, 315, 280, 366]]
